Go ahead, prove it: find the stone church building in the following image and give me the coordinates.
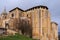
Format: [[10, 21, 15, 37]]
[[0, 5, 58, 40]]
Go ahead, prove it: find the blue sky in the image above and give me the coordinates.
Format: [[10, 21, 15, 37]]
[[0, 0, 60, 32]]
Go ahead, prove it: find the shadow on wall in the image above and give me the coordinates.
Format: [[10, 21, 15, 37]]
[[18, 19, 32, 38]]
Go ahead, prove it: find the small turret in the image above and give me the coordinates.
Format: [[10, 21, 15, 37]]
[[1, 8, 7, 15], [1, 8, 7, 20]]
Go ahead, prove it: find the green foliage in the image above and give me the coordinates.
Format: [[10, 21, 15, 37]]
[[0, 33, 33, 40]]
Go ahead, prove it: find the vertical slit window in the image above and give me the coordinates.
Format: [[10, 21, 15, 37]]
[[11, 13, 14, 17]]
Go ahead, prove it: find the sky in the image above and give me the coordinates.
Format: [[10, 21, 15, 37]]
[[0, 0, 60, 32]]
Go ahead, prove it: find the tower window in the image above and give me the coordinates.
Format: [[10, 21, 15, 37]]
[[27, 14, 28, 17], [11, 13, 14, 17], [5, 16, 6, 19]]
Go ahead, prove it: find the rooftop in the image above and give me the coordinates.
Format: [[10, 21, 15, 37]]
[[51, 22, 58, 25], [9, 5, 48, 12]]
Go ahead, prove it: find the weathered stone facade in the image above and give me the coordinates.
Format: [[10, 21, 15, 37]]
[[0, 5, 58, 40]]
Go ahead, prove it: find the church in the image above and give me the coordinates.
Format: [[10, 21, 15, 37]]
[[0, 5, 58, 40]]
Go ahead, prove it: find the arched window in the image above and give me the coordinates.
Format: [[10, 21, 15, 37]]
[[27, 14, 28, 17], [11, 13, 14, 17], [5, 16, 6, 19]]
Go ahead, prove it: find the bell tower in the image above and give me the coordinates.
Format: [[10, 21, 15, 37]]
[[1, 8, 7, 20]]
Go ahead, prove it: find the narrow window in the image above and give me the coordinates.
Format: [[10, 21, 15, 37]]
[[11, 13, 14, 17], [5, 16, 6, 19], [27, 14, 28, 17]]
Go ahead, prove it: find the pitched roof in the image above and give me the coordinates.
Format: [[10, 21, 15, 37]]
[[9, 7, 24, 12], [25, 5, 48, 11], [9, 5, 48, 12]]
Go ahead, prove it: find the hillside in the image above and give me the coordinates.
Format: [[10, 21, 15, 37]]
[[0, 34, 34, 40]]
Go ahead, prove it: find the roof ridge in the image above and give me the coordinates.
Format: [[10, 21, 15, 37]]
[[9, 5, 48, 12]]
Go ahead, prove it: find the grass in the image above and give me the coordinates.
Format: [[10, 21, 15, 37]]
[[0, 33, 34, 40]]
